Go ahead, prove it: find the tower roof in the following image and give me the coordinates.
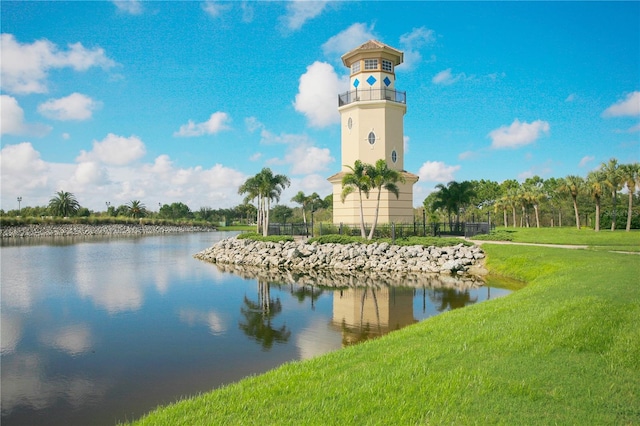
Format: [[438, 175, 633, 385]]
[[341, 40, 404, 67]]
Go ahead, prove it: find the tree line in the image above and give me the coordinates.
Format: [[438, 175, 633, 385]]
[[424, 158, 639, 232], [3, 157, 637, 232]]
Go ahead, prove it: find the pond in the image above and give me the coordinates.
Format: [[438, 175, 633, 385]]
[[1, 232, 514, 425]]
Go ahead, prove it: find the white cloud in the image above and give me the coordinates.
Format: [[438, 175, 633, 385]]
[[0, 142, 49, 188], [113, 0, 143, 15], [39, 324, 92, 356], [77, 133, 146, 166], [0, 33, 116, 94], [0, 95, 51, 136], [432, 68, 469, 85], [73, 161, 109, 186], [578, 155, 595, 168], [259, 129, 313, 145], [245, 116, 264, 133], [294, 61, 345, 127], [565, 93, 576, 102], [398, 27, 436, 70], [174, 112, 232, 137], [202, 1, 232, 18], [417, 161, 460, 183], [285, 144, 334, 175], [321, 23, 376, 60], [282, 0, 330, 31], [458, 150, 478, 160], [38, 93, 100, 121], [0, 144, 249, 212], [602, 91, 640, 117], [488, 119, 550, 149]]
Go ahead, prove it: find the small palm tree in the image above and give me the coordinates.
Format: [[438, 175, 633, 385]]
[[365, 159, 405, 240], [561, 175, 584, 229], [341, 160, 372, 238], [620, 162, 639, 232], [125, 200, 147, 218], [239, 168, 290, 236], [48, 190, 80, 217], [601, 158, 623, 230], [586, 170, 606, 231]]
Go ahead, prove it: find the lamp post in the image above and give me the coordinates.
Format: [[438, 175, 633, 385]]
[[17, 196, 22, 215], [105, 201, 111, 216]]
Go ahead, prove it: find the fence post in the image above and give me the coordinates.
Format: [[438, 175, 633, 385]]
[[339, 222, 343, 235], [391, 222, 396, 244]]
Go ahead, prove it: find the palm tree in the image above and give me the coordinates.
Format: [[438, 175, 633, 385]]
[[239, 168, 290, 237], [125, 200, 147, 218], [291, 191, 321, 236], [365, 159, 405, 240], [500, 179, 520, 228], [561, 175, 584, 229], [620, 162, 639, 232], [48, 190, 80, 217], [601, 158, 623, 230], [586, 170, 606, 231], [238, 175, 262, 233], [341, 160, 372, 238], [494, 196, 509, 227], [523, 176, 545, 228]]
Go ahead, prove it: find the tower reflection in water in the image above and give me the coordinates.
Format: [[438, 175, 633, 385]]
[[331, 287, 417, 346], [331, 286, 481, 346]]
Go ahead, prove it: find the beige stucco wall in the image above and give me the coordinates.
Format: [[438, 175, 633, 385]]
[[331, 40, 419, 226]]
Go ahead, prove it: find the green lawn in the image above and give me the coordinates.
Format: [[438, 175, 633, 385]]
[[127, 244, 639, 425], [476, 226, 640, 252]]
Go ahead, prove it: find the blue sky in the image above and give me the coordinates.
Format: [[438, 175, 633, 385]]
[[1, 1, 638, 212]]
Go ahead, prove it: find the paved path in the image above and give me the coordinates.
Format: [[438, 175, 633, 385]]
[[466, 239, 640, 255], [466, 240, 588, 249]]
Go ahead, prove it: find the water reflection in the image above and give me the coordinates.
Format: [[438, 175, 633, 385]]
[[332, 287, 416, 345], [239, 280, 291, 350], [1, 233, 516, 426]]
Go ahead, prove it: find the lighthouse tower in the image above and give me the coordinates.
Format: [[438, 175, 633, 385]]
[[328, 40, 419, 225]]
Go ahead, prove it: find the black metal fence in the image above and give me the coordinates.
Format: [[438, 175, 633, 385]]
[[267, 221, 493, 239]]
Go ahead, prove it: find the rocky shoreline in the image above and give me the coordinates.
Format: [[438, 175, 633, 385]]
[[195, 237, 487, 276], [0, 223, 215, 238]]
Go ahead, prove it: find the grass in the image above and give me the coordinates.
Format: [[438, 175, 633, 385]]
[[475, 226, 640, 252], [309, 234, 473, 247], [126, 243, 639, 425]]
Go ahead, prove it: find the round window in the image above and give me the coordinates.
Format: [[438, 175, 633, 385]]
[[367, 131, 376, 145], [391, 150, 397, 163], [347, 117, 352, 130]]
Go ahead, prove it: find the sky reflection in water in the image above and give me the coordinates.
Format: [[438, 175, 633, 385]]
[[1, 232, 511, 425]]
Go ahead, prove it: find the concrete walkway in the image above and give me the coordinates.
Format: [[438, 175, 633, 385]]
[[466, 239, 640, 255]]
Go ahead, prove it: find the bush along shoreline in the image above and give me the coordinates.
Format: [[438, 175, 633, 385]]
[[194, 236, 486, 275], [0, 223, 215, 238]]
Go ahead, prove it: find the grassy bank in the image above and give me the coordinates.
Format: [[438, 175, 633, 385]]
[[475, 226, 640, 252], [127, 243, 639, 425]]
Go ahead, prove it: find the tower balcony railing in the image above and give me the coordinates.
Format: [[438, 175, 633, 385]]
[[338, 88, 406, 106]]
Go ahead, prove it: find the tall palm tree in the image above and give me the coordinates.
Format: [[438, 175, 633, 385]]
[[620, 162, 639, 232], [432, 183, 455, 229], [341, 160, 372, 238], [601, 158, 623, 230], [500, 179, 520, 228], [48, 190, 80, 217], [494, 196, 509, 227], [524, 176, 545, 228], [291, 191, 321, 236], [238, 175, 262, 233], [257, 168, 290, 237], [586, 170, 606, 231], [448, 181, 476, 225], [561, 175, 584, 229], [126, 200, 147, 218], [365, 159, 405, 240], [239, 168, 290, 236]]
